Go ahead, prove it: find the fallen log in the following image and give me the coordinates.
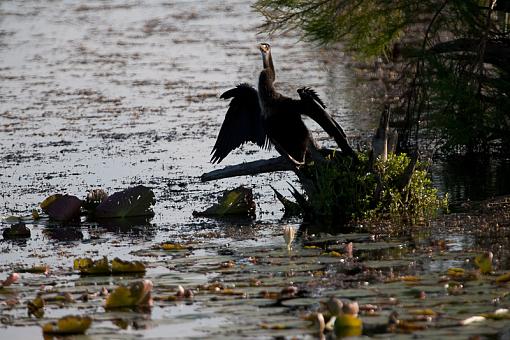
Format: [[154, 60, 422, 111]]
[[201, 156, 293, 182]]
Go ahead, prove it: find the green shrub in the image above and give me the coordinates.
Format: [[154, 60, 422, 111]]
[[305, 152, 447, 222]]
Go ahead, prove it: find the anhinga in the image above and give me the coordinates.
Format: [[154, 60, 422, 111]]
[[210, 43, 354, 165]]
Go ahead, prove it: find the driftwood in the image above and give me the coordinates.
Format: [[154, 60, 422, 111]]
[[201, 156, 293, 182]]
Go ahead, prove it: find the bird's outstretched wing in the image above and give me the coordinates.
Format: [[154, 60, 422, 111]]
[[297, 87, 355, 157], [211, 83, 268, 164]]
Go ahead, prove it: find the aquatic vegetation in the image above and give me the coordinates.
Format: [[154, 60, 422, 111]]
[[42, 315, 92, 335], [111, 257, 146, 274], [73, 257, 146, 275], [302, 152, 448, 222], [41, 194, 82, 222], [73, 257, 110, 275], [2, 223, 30, 239], [94, 185, 155, 218], [193, 186, 256, 218], [105, 280, 153, 309], [38, 186, 155, 222]]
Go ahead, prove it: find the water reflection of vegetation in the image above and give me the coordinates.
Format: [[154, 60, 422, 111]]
[[433, 155, 510, 206]]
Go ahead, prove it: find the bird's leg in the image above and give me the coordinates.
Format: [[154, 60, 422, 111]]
[[271, 140, 305, 168]]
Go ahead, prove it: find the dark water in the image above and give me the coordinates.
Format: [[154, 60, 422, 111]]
[[432, 156, 510, 208]]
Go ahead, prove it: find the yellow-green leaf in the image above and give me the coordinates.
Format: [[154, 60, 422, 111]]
[[496, 272, 510, 284], [111, 258, 146, 274], [73, 256, 110, 275], [105, 279, 153, 309], [409, 309, 437, 316], [322, 251, 342, 257], [40, 194, 62, 211], [447, 267, 465, 278], [474, 252, 493, 274], [160, 243, 187, 251], [334, 314, 362, 337], [27, 295, 45, 318], [42, 315, 92, 335]]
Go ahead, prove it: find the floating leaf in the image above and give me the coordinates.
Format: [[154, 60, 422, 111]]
[[2, 222, 30, 239], [94, 185, 155, 218], [40, 194, 62, 211], [41, 194, 81, 222], [105, 279, 153, 309], [42, 315, 92, 335], [496, 272, 510, 284], [27, 295, 44, 318], [396, 320, 427, 331], [334, 314, 362, 337], [322, 251, 342, 257], [111, 257, 146, 274], [481, 310, 510, 320], [400, 275, 420, 282], [73, 256, 110, 275], [447, 267, 465, 278], [1, 215, 21, 223], [409, 309, 437, 316], [160, 242, 188, 251], [474, 252, 493, 274], [41, 194, 82, 221], [193, 186, 256, 218], [17, 265, 49, 274], [260, 323, 290, 330]]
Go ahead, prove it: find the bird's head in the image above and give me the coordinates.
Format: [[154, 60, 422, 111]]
[[259, 43, 271, 55], [259, 43, 274, 73]]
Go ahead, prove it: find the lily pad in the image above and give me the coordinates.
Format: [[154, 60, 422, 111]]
[[2, 222, 30, 239], [111, 257, 146, 274], [73, 256, 110, 275], [334, 314, 363, 337], [105, 279, 153, 309], [496, 272, 510, 284], [42, 315, 92, 335], [27, 295, 45, 318], [41, 194, 82, 222], [94, 185, 155, 218], [474, 252, 493, 274], [193, 186, 256, 218]]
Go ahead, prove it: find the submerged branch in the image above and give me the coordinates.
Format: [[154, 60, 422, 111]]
[[201, 156, 293, 182]]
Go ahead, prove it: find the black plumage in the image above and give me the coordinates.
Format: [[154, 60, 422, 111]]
[[211, 43, 353, 164]]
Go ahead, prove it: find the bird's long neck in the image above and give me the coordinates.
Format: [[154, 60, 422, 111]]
[[258, 51, 277, 110], [262, 52, 275, 83]]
